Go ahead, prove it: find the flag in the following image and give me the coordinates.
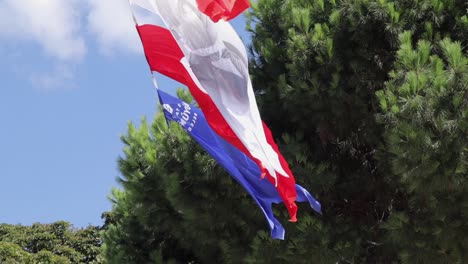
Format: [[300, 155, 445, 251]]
[[131, 0, 302, 221], [157, 89, 321, 239], [196, 0, 250, 22]]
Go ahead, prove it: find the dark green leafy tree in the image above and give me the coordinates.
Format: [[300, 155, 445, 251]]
[[102, 0, 467, 263], [0, 242, 33, 264], [0, 221, 102, 263]]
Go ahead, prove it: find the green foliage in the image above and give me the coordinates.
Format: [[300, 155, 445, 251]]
[[34, 250, 70, 264], [0, 242, 33, 264], [0, 221, 102, 263], [102, 0, 467, 263], [377, 33, 467, 263], [246, 0, 466, 262]]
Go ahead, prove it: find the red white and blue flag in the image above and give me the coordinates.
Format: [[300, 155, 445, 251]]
[[158, 89, 321, 239], [129, 0, 321, 232]]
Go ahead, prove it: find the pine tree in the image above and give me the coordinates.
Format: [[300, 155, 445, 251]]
[[246, 0, 466, 262], [101, 114, 196, 264], [377, 32, 467, 263]]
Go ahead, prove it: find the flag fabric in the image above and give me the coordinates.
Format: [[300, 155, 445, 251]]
[[157, 89, 321, 239], [131, 0, 303, 221], [132, 0, 288, 185], [195, 0, 250, 22]]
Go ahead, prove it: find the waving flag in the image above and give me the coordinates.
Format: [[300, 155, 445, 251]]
[[130, 0, 304, 221], [158, 89, 321, 239], [196, 0, 250, 21]]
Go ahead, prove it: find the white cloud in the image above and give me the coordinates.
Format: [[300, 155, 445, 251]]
[[0, 0, 144, 58], [0, 0, 86, 61], [30, 64, 76, 91], [0, 0, 145, 91], [0, 0, 86, 91], [87, 0, 142, 55]]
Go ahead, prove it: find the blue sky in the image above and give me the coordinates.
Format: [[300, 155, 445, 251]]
[[0, 0, 249, 227]]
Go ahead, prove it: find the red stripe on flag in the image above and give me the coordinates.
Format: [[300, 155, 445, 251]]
[[136, 25, 187, 84], [262, 122, 298, 221], [136, 24, 298, 221], [196, 0, 250, 22]]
